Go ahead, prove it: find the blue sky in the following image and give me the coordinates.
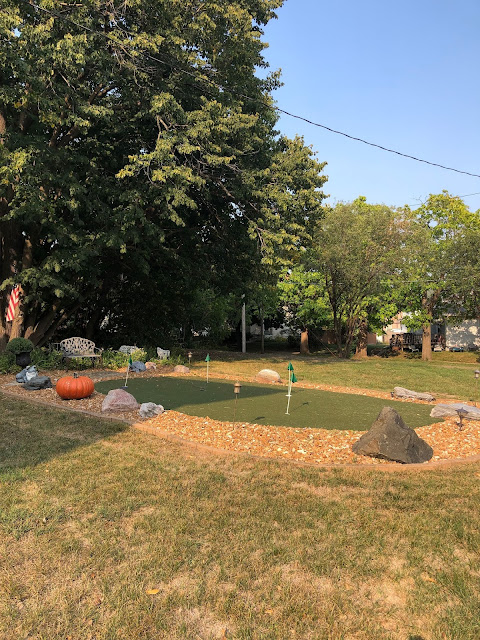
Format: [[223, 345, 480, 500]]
[[261, 0, 480, 211]]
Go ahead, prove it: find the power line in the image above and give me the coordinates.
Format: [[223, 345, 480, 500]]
[[9, 0, 480, 180]]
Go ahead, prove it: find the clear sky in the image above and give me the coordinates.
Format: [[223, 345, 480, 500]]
[[261, 0, 480, 211]]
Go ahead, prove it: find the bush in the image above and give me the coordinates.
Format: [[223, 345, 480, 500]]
[[30, 348, 64, 370], [0, 352, 17, 374], [5, 337, 34, 355]]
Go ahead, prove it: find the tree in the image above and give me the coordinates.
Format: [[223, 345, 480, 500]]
[[398, 191, 478, 361], [277, 264, 331, 354], [309, 198, 404, 358], [0, 0, 327, 347]]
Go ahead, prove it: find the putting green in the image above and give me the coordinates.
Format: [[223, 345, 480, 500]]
[[95, 377, 438, 431]]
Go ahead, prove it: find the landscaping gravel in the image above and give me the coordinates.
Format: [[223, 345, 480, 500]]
[[2, 369, 480, 466]]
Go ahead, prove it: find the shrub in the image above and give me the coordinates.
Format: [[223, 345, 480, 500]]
[[0, 352, 17, 374], [102, 349, 129, 370], [5, 338, 34, 355], [30, 348, 64, 370]]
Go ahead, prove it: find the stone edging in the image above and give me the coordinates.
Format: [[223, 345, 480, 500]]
[[3, 386, 480, 472]]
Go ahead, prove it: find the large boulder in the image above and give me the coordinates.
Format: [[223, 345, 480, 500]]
[[352, 406, 433, 464], [430, 403, 480, 420], [255, 369, 281, 384], [102, 388, 139, 412], [173, 365, 190, 374], [23, 375, 53, 391], [393, 386, 435, 402], [139, 402, 165, 419]]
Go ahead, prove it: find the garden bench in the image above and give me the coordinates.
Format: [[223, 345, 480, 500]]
[[58, 337, 103, 367]]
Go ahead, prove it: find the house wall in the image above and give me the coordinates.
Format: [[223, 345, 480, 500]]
[[446, 320, 480, 349]]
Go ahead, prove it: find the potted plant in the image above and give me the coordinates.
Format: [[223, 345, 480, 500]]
[[5, 337, 35, 367]]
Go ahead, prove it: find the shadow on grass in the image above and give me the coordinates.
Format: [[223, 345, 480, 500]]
[[0, 394, 127, 472]]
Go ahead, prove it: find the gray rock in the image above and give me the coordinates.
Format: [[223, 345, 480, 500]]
[[102, 388, 139, 412], [23, 376, 53, 391], [393, 386, 435, 402], [255, 369, 281, 383], [139, 402, 165, 418], [129, 360, 146, 373], [173, 365, 190, 374], [352, 406, 433, 464], [430, 403, 480, 420]]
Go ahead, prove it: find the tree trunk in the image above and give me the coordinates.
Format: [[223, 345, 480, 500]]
[[260, 306, 265, 354], [354, 319, 368, 358], [300, 328, 309, 354], [422, 322, 432, 361]]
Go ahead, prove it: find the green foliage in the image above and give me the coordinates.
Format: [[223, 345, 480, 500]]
[[5, 338, 34, 355], [0, 0, 327, 347], [391, 192, 480, 358], [30, 348, 63, 370], [101, 348, 147, 370], [0, 351, 17, 373]]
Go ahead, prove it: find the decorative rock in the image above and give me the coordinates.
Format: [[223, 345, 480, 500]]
[[352, 406, 433, 464], [430, 403, 480, 420], [139, 402, 165, 419], [102, 389, 139, 412], [393, 387, 436, 402], [23, 376, 53, 391], [174, 365, 190, 374], [129, 360, 146, 373], [16, 365, 38, 384], [145, 361, 157, 370], [255, 369, 281, 384]]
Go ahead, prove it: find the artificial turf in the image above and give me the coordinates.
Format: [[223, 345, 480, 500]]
[[95, 376, 437, 431]]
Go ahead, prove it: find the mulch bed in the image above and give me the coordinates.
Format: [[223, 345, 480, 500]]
[[2, 369, 480, 467]]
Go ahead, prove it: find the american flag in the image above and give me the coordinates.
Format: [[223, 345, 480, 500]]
[[6, 285, 20, 322]]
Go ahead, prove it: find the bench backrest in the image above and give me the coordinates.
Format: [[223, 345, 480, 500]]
[[60, 337, 96, 354]]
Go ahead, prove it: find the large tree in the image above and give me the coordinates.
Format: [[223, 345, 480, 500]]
[[309, 198, 404, 358], [398, 192, 478, 361], [0, 0, 327, 347]]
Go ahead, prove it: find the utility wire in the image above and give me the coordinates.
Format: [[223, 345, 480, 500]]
[[9, 0, 480, 180]]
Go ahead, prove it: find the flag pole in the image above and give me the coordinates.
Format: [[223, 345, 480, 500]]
[[205, 353, 211, 383], [124, 356, 132, 388], [286, 368, 292, 415]]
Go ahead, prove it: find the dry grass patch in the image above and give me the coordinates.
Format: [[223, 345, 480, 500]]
[[2, 395, 480, 639]]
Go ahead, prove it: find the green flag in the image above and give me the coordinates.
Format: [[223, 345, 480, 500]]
[[291, 373, 298, 383], [205, 354, 211, 362], [128, 355, 133, 367], [287, 362, 294, 371]]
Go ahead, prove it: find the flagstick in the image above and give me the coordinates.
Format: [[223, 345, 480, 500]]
[[206, 360, 209, 384], [286, 369, 292, 415], [124, 365, 130, 388]]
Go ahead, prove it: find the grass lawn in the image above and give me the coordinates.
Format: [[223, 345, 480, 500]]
[[1, 395, 480, 639], [184, 350, 480, 401], [96, 377, 436, 430]]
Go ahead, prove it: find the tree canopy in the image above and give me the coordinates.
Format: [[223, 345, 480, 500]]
[[0, 0, 327, 347]]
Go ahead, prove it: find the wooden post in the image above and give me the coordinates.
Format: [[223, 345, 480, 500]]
[[241, 298, 246, 354]]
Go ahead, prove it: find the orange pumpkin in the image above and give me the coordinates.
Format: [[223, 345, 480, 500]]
[[56, 373, 94, 400]]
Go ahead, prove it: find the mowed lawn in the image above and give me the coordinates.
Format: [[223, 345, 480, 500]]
[[96, 377, 437, 430], [2, 395, 480, 639], [184, 350, 480, 401]]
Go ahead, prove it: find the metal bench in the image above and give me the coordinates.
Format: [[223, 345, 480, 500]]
[[59, 337, 103, 367]]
